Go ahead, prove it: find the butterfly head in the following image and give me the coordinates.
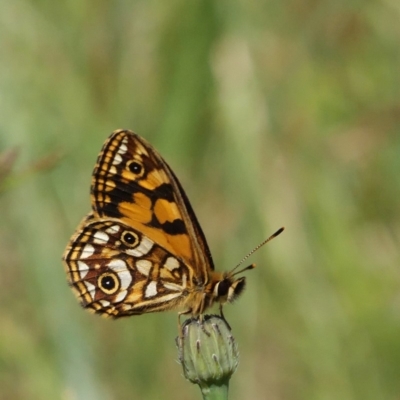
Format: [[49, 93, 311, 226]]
[[213, 275, 247, 304], [210, 262, 255, 307]]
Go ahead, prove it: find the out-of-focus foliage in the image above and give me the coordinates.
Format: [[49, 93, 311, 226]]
[[0, 1, 399, 399]]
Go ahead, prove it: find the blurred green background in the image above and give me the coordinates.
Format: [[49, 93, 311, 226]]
[[1, 1, 399, 399]]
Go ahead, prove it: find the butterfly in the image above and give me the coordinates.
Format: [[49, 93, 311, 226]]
[[62, 129, 283, 319]]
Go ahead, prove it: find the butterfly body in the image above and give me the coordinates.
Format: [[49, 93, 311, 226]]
[[63, 130, 246, 318]]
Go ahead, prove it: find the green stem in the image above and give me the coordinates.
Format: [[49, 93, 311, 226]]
[[200, 383, 229, 400]]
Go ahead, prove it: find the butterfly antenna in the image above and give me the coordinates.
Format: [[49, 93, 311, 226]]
[[230, 227, 285, 276]]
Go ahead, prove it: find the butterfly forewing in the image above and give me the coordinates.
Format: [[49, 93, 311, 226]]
[[90, 130, 214, 283]]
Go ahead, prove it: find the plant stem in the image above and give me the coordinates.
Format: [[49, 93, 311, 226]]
[[200, 383, 229, 400]]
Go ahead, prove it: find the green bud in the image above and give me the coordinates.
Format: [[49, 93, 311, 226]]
[[178, 315, 239, 398]]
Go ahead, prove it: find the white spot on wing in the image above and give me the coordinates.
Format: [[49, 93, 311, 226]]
[[163, 282, 183, 292], [118, 143, 128, 154], [106, 225, 120, 234], [93, 231, 109, 244], [107, 259, 132, 290], [126, 236, 154, 257], [136, 260, 152, 276], [77, 261, 89, 279], [145, 281, 157, 298], [115, 289, 128, 302], [164, 257, 179, 271], [113, 153, 123, 165], [118, 271, 132, 290], [108, 259, 127, 271], [99, 300, 110, 307], [81, 244, 94, 259], [140, 237, 154, 253], [84, 281, 96, 299]]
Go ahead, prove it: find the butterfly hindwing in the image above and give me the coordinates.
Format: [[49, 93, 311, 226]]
[[63, 218, 194, 317]]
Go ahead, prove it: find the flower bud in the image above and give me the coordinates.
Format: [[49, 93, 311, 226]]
[[178, 315, 239, 389]]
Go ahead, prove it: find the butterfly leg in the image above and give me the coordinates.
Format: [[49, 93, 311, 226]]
[[178, 309, 192, 337], [219, 304, 231, 330], [176, 310, 190, 359]]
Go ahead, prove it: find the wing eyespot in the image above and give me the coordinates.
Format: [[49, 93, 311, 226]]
[[127, 160, 144, 178], [121, 231, 140, 247], [98, 272, 120, 295]]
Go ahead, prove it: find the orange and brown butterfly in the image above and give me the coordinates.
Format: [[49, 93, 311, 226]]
[[62, 129, 283, 319]]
